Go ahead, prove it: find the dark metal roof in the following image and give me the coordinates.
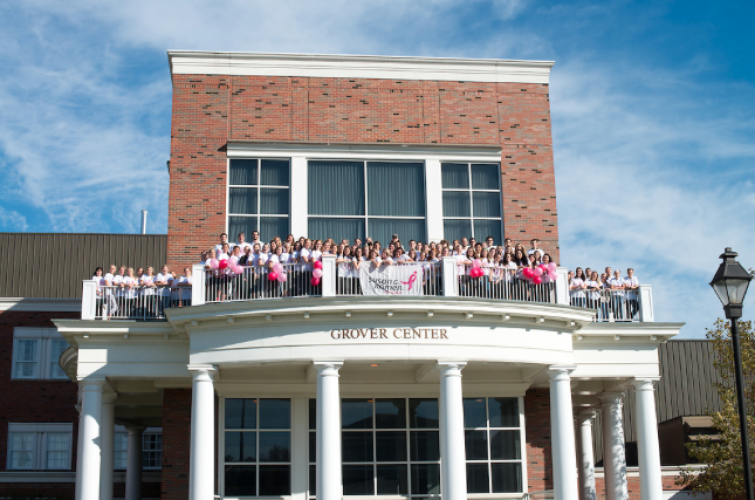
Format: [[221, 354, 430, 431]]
[[0, 233, 167, 299]]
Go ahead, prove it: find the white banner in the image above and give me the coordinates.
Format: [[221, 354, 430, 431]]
[[360, 263, 425, 296]]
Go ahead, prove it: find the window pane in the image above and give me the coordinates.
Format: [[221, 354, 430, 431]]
[[472, 192, 501, 218], [441, 163, 469, 189], [228, 217, 258, 243], [229, 159, 257, 186], [367, 162, 425, 217], [308, 218, 365, 244], [309, 464, 316, 496], [229, 188, 257, 214], [309, 399, 316, 430], [343, 464, 373, 495], [226, 399, 257, 429], [466, 463, 490, 493], [410, 464, 441, 495], [375, 399, 405, 429], [342, 431, 373, 462], [260, 216, 289, 240], [260, 160, 290, 186], [259, 465, 291, 495], [473, 219, 502, 247], [308, 161, 365, 216], [46, 433, 69, 469], [375, 431, 406, 462], [224, 432, 256, 462], [490, 430, 521, 460], [442, 191, 471, 217], [15, 339, 38, 379], [114, 433, 128, 469], [492, 462, 523, 493], [225, 465, 256, 496], [463, 398, 487, 428], [368, 219, 425, 247], [309, 431, 316, 463], [260, 188, 288, 215], [10, 433, 34, 469], [471, 163, 500, 190], [489, 398, 519, 428], [342, 399, 373, 429], [49, 340, 69, 379], [444, 219, 472, 245], [377, 464, 408, 495], [410, 431, 440, 461], [409, 399, 439, 428], [259, 399, 290, 429], [259, 432, 290, 462], [465, 430, 488, 460]]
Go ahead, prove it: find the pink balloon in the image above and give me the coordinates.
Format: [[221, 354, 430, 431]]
[[277, 272, 287, 283], [535, 267, 544, 277], [268, 272, 278, 281], [210, 259, 219, 269], [311, 277, 320, 286], [522, 268, 532, 278], [313, 268, 323, 279], [533, 276, 542, 285], [219, 259, 228, 270], [273, 263, 284, 274], [313, 261, 323, 270], [473, 259, 482, 269], [548, 262, 557, 272], [549, 271, 558, 281]]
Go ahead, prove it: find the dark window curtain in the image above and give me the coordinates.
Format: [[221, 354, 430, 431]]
[[229, 217, 258, 241], [491, 463, 522, 493], [261, 160, 290, 186], [308, 218, 365, 244], [260, 188, 289, 215], [473, 220, 502, 246], [443, 219, 472, 243], [471, 163, 500, 190], [229, 188, 257, 214], [367, 162, 425, 217], [472, 192, 501, 218], [261, 217, 289, 240], [308, 161, 364, 216], [368, 219, 425, 246], [230, 160, 258, 186], [442, 192, 471, 217], [441, 163, 469, 189]]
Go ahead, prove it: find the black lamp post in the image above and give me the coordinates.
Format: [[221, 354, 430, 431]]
[[710, 247, 753, 500]]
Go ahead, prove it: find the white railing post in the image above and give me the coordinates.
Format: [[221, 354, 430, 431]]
[[192, 264, 206, 307], [639, 285, 654, 322], [442, 257, 458, 297], [82, 280, 97, 320], [555, 267, 570, 306], [321, 255, 336, 297]]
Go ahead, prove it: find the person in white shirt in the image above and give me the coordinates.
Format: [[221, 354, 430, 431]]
[[624, 268, 640, 319], [122, 267, 139, 318], [607, 269, 627, 321], [176, 267, 193, 307], [140, 266, 157, 317], [214, 233, 229, 256], [569, 268, 587, 307], [351, 247, 365, 294], [395, 247, 411, 263], [155, 265, 174, 314], [250, 230, 261, 247], [527, 238, 546, 259], [92, 267, 104, 317], [235, 232, 252, 253], [218, 243, 231, 262]]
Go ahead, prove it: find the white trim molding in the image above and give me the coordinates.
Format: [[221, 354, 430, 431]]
[[0, 298, 80, 312], [168, 50, 554, 84]]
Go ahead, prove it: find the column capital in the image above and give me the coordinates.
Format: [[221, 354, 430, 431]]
[[548, 365, 576, 380], [78, 377, 107, 390], [436, 361, 467, 377], [598, 391, 625, 404], [631, 377, 660, 391], [574, 409, 596, 424], [188, 364, 217, 381], [313, 361, 344, 376]]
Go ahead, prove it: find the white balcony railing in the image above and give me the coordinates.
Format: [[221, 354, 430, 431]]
[[81, 256, 655, 322]]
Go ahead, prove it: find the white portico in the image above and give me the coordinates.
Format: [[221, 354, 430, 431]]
[[56, 296, 680, 500]]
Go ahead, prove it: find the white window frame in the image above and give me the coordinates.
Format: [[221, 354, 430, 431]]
[[11, 328, 70, 380], [113, 426, 163, 471], [441, 162, 504, 245], [7, 423, 73, 470]]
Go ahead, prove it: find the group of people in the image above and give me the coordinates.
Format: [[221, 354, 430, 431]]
[[567, 267, 640, 321]]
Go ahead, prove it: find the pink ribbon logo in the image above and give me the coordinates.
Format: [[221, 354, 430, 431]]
[[401, 271, 419, 291]]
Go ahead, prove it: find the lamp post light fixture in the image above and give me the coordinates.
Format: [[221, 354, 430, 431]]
[[710, 247, 754, 500]]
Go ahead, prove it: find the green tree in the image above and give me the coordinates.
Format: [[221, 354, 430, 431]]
[[678, 318, 755, 498]]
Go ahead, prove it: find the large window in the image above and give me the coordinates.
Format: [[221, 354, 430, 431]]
[[308, 161, 426, 244], [114, 427, 163, 470], [441, 163, 502, 244], [463, 397, 523, 493], [223, 398, 291, 497], [228, 159, 290, 241], [7, 423, 72, 470], [12, 328, 69, 380]]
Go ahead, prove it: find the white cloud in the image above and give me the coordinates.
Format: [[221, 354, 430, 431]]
[[0, 207, 29, 231]]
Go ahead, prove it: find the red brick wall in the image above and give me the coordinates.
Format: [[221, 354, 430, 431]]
[[168, 74, 559, 268], [594, 474, 690, 500], [524, 388, 553, 492], [161, 389, 192, 500]]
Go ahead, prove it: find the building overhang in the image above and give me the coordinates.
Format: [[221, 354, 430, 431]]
[[167, 50, 554, 84]]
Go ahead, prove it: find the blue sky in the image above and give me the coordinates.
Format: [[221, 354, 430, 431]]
[[0, 0, 753, 337]]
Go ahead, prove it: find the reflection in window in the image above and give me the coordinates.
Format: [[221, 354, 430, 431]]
[[228, 159, 290, 241], [441, 163, 503, 244]]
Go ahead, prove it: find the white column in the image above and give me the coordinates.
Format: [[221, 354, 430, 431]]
[[632, 379, 662, 500], [82, 280, 97, 320], [425, 158, 444, 242], [599, 392, 628, 500], [321, 255, 337, 297], [189, 365, 217, 500], [555, 267, 570, 306], [79, 378, 105, 500], [315, 362, 343, 500], [192, 264, 206, 306], [125, 425, 145, 500], [638, 285, 654, 322], [574, 411, 597, 500], [290, 156, 308, 238], [438, 362, 467, 500], [548, 366, 578, 500], [100, 394, 117, 500], [441, 257, 458, 297]]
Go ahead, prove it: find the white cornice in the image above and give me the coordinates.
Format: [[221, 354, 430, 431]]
[[167, 50, 554, 84], [0, 297, 80, 312]]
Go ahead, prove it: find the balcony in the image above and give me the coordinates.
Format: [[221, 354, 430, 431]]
[[80, 256, 655, 323]]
